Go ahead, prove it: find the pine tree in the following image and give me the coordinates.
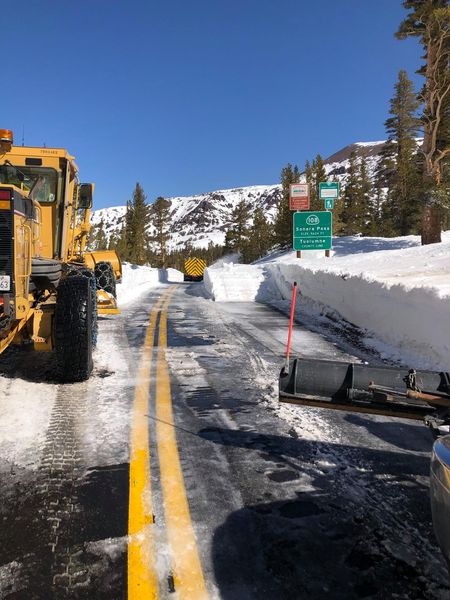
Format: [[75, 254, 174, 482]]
[[92, 219, 108, 250], [397, 1, 450, 244], [133, 184, 150, 264], [274, 163, 299, 246], [304, 160, 313, 207], [224, 200, 251, 255], [368, 182, 386, 236], [304, 160, 312, 185], [241, 207, 273, 263], [122, 183, 150, 264], [373, 141, 397, 236], [149, 196, 171, 267], [330, 174, 345, 236], [341, 151, 361, 235], [224, 229, 235, 254], [358, 154, 372, 235], [341, 152, 374, 235], [382, 70, 422, 235], [311, 154, 327, 211], [124, 200, 135, 261], [112, 224, 128, 260]]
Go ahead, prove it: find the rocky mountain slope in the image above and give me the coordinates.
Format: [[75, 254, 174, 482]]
[[91, 140, 388, 250]]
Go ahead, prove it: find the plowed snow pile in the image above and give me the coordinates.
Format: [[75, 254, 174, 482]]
[[117, 263, 183, 305], [204, 232, 450, 370]]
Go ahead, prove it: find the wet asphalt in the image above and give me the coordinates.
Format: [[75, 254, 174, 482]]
[[0, 282, 448, 599]]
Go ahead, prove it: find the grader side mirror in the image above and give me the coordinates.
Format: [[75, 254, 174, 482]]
[[79, 183, 94, 209]]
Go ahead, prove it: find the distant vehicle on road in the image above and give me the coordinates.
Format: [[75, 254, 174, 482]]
[[184, 257, 206, 282]]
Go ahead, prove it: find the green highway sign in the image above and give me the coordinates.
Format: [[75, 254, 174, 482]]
[[319, 181, 340, 200], [324, 198, 334, 210], [293, 211, 332, 250]]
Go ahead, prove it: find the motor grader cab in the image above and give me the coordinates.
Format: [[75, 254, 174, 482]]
[[0, 129, 121, 381]]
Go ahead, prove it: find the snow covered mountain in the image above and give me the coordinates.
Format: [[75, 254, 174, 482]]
[[91, 185, 282, 251], [91, 140, 389, 250]]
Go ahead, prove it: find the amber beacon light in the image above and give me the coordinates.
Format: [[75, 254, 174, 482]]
[[0, 129, 13, 152]]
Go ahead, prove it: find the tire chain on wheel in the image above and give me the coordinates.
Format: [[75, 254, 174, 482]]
[[62, 265, 98, 348], [94, 261, 116, 298], [55, 275, 93, 382]]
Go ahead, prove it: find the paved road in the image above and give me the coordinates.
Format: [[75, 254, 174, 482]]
[[0, 283, 448, 599]]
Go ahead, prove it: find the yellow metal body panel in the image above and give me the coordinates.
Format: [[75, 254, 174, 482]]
[[99, 307, 120, 315], [96, 288, 120, 314], [13, 212, 32, 320], [84, 250, 122, 280], [0, 310, 34, 354], [0, 147, 71, 259], [0, 144, 89, 262], [30, 306, 54, 351]]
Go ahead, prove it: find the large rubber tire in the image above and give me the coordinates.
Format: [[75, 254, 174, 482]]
[[55, 276, 94, 382], [94, 261, 116, 297], [64, 267, 98, 347], [31, 258, 62, 289]]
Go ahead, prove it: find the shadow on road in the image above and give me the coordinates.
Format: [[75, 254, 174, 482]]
[[344, 413, 433, 452], [199, 426, 447, 600], [183, 281, 210, 299], [0, 345, 59, 383]]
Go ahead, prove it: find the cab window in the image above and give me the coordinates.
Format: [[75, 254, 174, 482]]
[[0, 165, 58, 204], [19, 167, 58, 204]]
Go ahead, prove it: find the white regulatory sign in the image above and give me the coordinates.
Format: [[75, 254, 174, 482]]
[[321, 189, 338, 198], [291, 184, 309, 197], [0, 275, 11, 291]]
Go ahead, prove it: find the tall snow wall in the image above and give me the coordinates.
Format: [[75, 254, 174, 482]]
[[204, 261, 450, 371]]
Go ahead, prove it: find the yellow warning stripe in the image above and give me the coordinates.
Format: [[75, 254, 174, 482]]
[[185, 259, 206, 266], [128, 290, 169, 599], [155, 290, 209, 600], [184, 258, 206, 276]]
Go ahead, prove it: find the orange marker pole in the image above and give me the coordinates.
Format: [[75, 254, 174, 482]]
[[284, 282, 298, 373]]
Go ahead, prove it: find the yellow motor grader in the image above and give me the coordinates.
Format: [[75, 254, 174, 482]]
[[0, 129, 121, 381]]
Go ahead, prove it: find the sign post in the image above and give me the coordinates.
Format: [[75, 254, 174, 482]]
[[290, 183, 310, 211], [293, 211, 332, 251]]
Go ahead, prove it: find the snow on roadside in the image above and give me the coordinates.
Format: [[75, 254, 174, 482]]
[[204, 232, 450, 370], [204, 264, 272, 302], [0, 381, 55, 471], [117, 263, 183, 306], [166, 268, 184, 283]]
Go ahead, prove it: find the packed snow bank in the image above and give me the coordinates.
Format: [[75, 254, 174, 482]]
[[208, 253, 240, 269], [117, 264, 161, 305], [116, 263, 183, 305], [204, 232, 450, 370], [204, 264, 276, 302], [166, 268, 184, 282]]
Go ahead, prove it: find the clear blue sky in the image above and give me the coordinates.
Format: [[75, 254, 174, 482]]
[[3, 1, 421, 209]]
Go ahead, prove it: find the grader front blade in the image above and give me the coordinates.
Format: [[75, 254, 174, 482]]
[[279, 358, 450, 422]]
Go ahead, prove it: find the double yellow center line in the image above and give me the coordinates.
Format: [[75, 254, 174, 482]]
[[128, 286, 208, 599]]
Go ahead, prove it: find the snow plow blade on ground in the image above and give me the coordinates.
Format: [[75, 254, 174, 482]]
[[279, 358, 450, 427]]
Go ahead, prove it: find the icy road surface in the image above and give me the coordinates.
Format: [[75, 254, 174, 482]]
[[0, 283, 448, 599]]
